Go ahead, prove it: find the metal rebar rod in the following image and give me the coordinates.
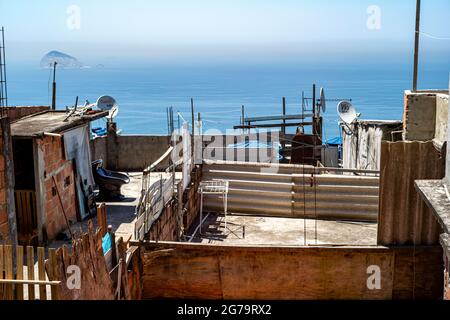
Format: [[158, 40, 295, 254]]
[[413, 0, 421, 92]]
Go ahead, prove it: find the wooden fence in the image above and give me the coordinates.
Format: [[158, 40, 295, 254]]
[[136, 241, 443, 300], [0, 244, 59, 300]]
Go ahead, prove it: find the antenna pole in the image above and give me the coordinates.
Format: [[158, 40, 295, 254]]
[[191, 98, 195, 157], [282, 97, 286, 136], [413, 0, 421, 92], [0, 26, 8, 108], [312, 84, 316, 117], [52, 62, 57, 110]]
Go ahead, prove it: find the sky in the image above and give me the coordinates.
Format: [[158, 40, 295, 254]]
[[0, 0, 449, 66]]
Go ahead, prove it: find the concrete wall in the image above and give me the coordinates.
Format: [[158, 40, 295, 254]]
[[0, 118, 17, 245], [90, 132, 281, 172], [403, 90, 449, 142], [90, 134, 171, 172], [90, 136, 108, 168], [435, 94, 449, 146]]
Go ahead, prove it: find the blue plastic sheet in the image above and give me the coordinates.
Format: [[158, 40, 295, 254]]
[[102, 233, 112, 255]]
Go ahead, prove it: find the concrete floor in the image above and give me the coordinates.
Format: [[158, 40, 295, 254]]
[[187, 213, 378, 246]]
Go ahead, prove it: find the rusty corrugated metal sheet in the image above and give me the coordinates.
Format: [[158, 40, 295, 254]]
[[378, 141, 445, 245]]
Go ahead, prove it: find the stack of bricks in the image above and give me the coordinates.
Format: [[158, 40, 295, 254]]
[[147, 200, 178, 242], [182, 165, 202, 232], [38, 136, 78, 240]]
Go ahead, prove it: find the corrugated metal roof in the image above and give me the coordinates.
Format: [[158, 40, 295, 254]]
[[378, 141, 446, 245]]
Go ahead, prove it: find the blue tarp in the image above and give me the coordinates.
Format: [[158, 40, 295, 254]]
[[325, 137, 342, 146], [102, 233, 112, 255]]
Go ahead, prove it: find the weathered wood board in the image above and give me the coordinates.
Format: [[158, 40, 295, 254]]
[[134, 241, 443, 300]]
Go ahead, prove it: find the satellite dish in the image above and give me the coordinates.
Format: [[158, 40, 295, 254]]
[[96, 95, 119, 121], [319, 88, 326, 113], [96, 95, 117, 112], [337, 101, 358, 124]]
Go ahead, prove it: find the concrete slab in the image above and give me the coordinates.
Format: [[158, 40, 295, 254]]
[[415, 179, 450, 234], [186, 213, 378, 246], [11, 110, 108, 137]]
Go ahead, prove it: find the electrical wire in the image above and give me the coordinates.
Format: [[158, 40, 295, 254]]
[[418, 31, 450, 41]]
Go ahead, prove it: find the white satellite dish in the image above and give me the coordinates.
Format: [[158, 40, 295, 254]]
[[96, 95, 117, 111], [319, 88, 326, 113], [337, 101, 358, 124], [96, 95, 119, 121]]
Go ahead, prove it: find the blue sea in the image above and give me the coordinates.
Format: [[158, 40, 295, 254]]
[[6, 61, 450, 139]]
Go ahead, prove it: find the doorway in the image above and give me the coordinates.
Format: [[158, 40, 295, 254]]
[[12, 138, 38, 246]]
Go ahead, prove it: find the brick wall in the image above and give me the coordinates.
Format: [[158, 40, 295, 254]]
[[147, 200, 178, 242], [37, 136, 78, 240], [145, 166, 202, 242], [0, 121, 8, 241], [6, 106, 50, 122], [183, 166, 202, 232], [0, 117, 16, 244]]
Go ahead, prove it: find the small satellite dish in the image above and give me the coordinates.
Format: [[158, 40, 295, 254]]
[[337, 101, 358, 124], [319, 88, 326, 113], [96, 95, 117, 111]]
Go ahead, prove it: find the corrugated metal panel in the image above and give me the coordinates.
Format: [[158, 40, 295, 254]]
[[203, 162, 379, 222], [378, 141, 445, 245]]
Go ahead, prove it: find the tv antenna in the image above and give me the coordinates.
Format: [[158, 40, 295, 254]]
[[0, 27, 8, 110]]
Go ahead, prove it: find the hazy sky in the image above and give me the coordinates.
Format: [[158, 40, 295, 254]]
[[1, 0, 449, 65]]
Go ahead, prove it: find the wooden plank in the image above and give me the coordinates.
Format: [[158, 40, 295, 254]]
[[0, 279, 60, 285], [97, 203, 107, 237], [16, 192, 24, 235], [26, 246, 35, 300], [4, 245, 13, 300], [138, 241, 442, 300], [23, 192, 31, 234], [16, 246, 24, 300], [48, 249, 59, 300], [37, 247, 46, 300]]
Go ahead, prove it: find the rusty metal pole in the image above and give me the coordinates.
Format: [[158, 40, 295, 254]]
[[52, 62, 57, 110], [413, 0, 421, 92]]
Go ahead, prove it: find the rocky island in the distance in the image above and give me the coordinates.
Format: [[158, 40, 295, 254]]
[[40, 50, 85, 69]]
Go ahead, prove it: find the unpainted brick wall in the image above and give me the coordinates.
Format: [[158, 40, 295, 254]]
[[147, 200, 178, 242], [183, 166, 202, 232], [0, 123, 8, 241], [38, 136, 78, 240]]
